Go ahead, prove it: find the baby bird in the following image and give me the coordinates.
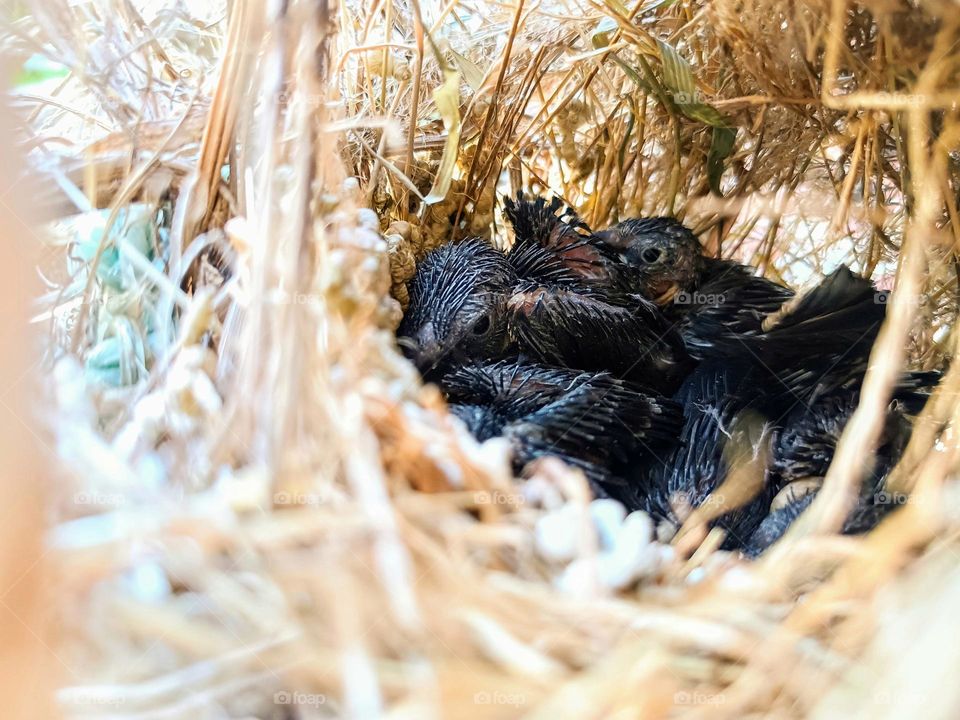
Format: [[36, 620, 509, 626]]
[[594, 217, 795, 358], [595, 216, 893, 385], [631, 362, 778, 549], [595, 214, 886, 407], [627, 267, 900, 551], [502, 195, 693, 390], [439, 360, 683, 497], [397, 238, 515, 377], [742, 370, 937, 556], [398, 201, 693, 392]]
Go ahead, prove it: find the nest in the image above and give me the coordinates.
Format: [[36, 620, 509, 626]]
[[10, 0, 960, 717]]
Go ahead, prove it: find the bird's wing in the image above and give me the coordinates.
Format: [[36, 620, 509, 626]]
[[639, 365, 776, 548], [760, 265, 884, 360], [507, 287, 692, 390], [676, 259, 794, 358]]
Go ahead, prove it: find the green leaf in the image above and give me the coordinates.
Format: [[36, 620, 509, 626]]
[[657, 40, 731, 128], [707, 126, 737, 195], [591, 17, 618, 49], [658, 40, 696, 98], [682, 103, 729, 127], [610, 53, 652, 93], [15, 54, 68, 87]]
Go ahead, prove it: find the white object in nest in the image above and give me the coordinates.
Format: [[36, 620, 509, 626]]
[[537, 498, 663, 594], [534, 502, 587, 564], [356, 207, 381, 231]]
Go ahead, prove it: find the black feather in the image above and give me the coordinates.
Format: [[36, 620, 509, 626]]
[[441, 360, 683, 495], [505, 287, 693, 392], [672, 258, 795, 358], [504, 192, 627, 286], [633, 363, 777, 549], [758, 265, 884, 373]]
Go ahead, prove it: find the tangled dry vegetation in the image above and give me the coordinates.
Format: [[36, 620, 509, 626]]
[[9, 0, 960, 717]]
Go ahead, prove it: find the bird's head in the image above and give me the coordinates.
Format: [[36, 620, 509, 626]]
[[397, 239, 516, 376], [595, 217, 704, 304]]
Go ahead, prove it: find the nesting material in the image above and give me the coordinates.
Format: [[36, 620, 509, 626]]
[[14, 0, 960, 718]]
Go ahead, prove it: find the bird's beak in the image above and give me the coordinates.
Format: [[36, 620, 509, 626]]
[[653, 282, 679, 306], [408, 322, 447, 374], [593, 228, 619, 248]]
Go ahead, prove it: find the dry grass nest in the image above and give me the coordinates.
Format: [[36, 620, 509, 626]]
[[10, 0, 960, 717]]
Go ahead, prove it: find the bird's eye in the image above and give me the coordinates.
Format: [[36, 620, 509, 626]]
[[640, 247, 664, 264], [471, 316, 492, 335]]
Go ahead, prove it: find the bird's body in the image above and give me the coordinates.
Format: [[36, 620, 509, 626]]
[[611, 252, 895, 551], [631, 361, 777, 549], [741, 370, 938, 555], [671, 258, 795, 359], [440, 360, 683, 496], [398, 199, 693, 393], [595, 217, 795, 357], [396, 196, 936, 559]]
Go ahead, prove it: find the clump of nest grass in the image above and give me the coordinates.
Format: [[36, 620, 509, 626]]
[[8, 0, 960, 716]]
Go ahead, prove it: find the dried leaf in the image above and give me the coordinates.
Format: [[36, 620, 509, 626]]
[[424, 70, 461, 205], [448, 49, 485, 92]]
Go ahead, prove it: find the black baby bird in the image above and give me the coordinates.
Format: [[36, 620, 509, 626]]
[[397, 238, 515, 378], [630, 265, 895, 550], [595, 217, 795, 358], [398, 198, 693, 392], [439, 360, 683, 498], [631, 362, 778, 549], [741, 369, 938, 556], [501, 194, 693, 390]]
